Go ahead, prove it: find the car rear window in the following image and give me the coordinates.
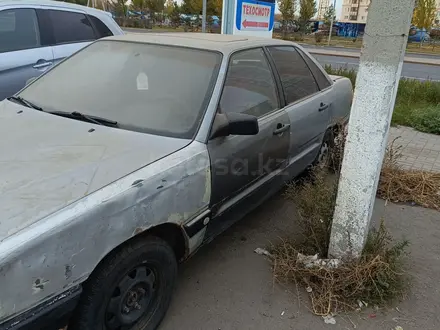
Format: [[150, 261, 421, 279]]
[[297, 48, 332, 90], [267, 46, 319, 104]]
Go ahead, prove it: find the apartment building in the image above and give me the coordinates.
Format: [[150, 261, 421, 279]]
[[341, 0, 440, 25], [340, 0, 370, 23], [317, 0, 330, 20]]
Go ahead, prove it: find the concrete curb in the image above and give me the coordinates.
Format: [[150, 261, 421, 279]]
[[306, 48, 440, 66]]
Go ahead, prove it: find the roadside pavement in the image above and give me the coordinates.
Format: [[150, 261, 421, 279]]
[[389, 126, 440, 172], [159, 195, 440, 330]]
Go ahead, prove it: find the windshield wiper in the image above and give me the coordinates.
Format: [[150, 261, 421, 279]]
[[48, 110, 118, 127], [7, 96, 43, 111]]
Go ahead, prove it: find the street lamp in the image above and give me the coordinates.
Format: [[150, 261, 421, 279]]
[[202, 0, 207, 33], [327, 0, 337, 46]]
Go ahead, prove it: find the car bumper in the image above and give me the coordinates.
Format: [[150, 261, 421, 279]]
[[0, 286, 82, 330]]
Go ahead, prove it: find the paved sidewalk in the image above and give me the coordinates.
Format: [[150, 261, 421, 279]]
[[159, 196, 440, 330], [389, 126, 440, 172]]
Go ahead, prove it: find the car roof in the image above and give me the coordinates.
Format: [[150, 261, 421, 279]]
[[0, 0, 109, 16], [108, 33, 296, 54]]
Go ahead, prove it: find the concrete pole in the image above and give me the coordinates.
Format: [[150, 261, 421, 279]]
[[328, 0, 416, 259], [202, 0, 207, 33]]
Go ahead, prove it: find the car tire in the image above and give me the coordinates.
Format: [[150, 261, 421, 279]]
[[69, 236, 177, 330], [313, 129, 335, 170]]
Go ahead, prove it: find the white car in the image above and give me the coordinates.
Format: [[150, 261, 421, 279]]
[[0, 0, 124, 100]]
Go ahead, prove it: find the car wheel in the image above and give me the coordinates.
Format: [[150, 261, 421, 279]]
[[314, 129, 334, 170], [69, 237, 177, 330]]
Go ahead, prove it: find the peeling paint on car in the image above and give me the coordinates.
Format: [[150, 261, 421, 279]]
[[0, 141, 211, 323], [64, 265, 73, 280], [203, 168, 212, 204], [32, 278, 49, 294]]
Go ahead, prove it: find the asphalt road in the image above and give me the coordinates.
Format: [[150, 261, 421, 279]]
[[309, 53, 440, 81]]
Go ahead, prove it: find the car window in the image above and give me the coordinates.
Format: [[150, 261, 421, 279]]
[[0, 9, 40, 53], [49, 10, 95, 44], [296, 47, 332, 90], [19, 41, 221, 139], [89, 15, 113, 38], [267, 46, 319, 104], [219, 48, 279, 118]]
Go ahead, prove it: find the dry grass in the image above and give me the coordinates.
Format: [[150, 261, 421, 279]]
[[272, 222, 409, 316], [275, 129, 412, 316], [378, 139, 440, 211], [285, 170, 336, 257], [323, 121, 440, 211]]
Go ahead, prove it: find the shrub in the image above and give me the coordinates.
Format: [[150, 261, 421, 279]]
[[314, 32, 324, 43], [324, 65, 440, 135], [293, 33, 304, 41], [285, 169, 336, 256], [324, 65, 357, 87], [410, 104, 440, 134]]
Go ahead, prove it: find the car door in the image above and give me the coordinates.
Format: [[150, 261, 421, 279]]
[[0, 7, 54, 100], [40, 8, 97, 65], [267, 46, 331, 172], [206, 48, 290, 237]]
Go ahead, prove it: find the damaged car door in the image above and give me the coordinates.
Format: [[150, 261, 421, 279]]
[[205, 47, 290, 239]]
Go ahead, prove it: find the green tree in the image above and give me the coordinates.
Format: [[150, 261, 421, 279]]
[[277, 0, 296, 37], [412, 0, 436, 29], [145, 0, 165, 13], [412, 0, 436, 45], [181, 0, 221, 16], [298, 0, 316, 33], [131, 0, 146, 13], [108, 0, 128, 17], [169, 1, 181, 27], [323, 4, 336, 27], [165, 0, 174, 16], [145, 0, 165, 22]]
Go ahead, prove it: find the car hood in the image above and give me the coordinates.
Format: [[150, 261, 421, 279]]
[[0, 101, 191, 241]]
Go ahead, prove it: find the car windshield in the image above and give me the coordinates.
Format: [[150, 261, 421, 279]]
[[19, 40, 222, 138]]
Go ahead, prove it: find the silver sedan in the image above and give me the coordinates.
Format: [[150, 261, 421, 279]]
[[0, 33, 352, 330]]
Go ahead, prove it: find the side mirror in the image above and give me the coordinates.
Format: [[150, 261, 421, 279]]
[[210, 112, 259, 139]]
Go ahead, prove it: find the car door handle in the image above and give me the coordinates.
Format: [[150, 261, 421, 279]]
[[319, 103, 329, 112], [273, 123, 291, 135], [33, 61, 52, 69]]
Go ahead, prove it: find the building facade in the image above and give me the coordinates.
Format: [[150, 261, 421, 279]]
[[317, 0, 331, 20], [340, 0, 440, 25], [340, 0, 370, 23]]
